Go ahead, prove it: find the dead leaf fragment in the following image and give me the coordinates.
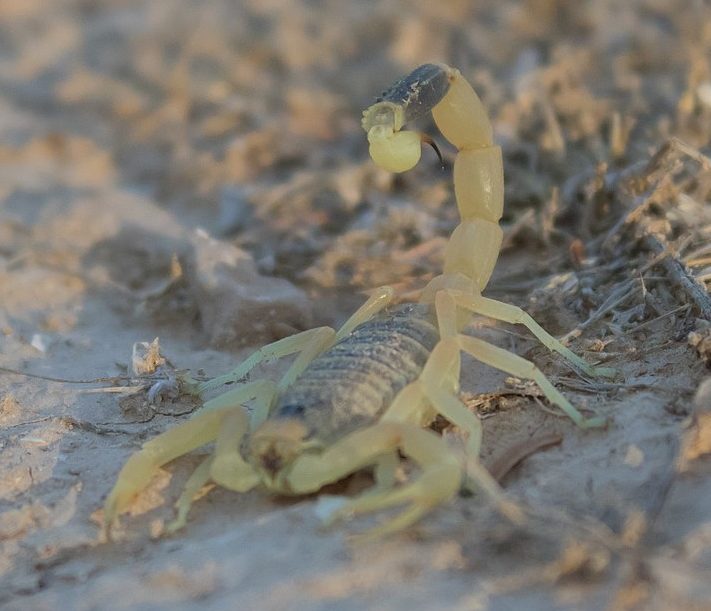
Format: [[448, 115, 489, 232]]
[[689, 328, 711, 367], [132, 338, 166, 375]]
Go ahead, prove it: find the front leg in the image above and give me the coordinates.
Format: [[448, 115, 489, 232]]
[[103, 380, 269, 534], [197, 326, 336, 395], [285, 422, 461, 539], [335, 286, 395, 340], [103, 405, 240, 534]]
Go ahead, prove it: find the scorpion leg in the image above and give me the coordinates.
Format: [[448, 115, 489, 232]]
[[456, 334, 606, 428], [314, 451, 399, 525], [202, 378, 278, 431], [199, 285, 395, 398], [168, 383, 277, 532], [104, 405, 237, 533], [382, 340, 523, 523], [286, 422, 460, 539], [335, 286, 395, 340], [210, 407, 261, 491], [169, 402, 267, 532], [166, 455, 214, 534], [422, 381, 523, 524], [201, 287, 392, 395], [448, 290, 616, 378], [104, 381, 267, 533], [276, 327, 336, 391], [197, 327, 336, 395]]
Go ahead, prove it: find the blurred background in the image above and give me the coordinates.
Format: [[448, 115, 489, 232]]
[[2, 0, 709, 297]]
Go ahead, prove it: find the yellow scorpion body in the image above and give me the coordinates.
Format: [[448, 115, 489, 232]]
[[103, 64, 611, 539]]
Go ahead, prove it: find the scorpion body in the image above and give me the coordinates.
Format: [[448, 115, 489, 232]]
[[272, 304, 439, 444], [104, 63, 613, 539]]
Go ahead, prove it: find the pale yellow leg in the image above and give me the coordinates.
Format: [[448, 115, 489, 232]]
[[199, 378, 277, 420], [380, 381, 431, 425], [198, 326, 336, 395], [199, 286, 392, 397], [335, 286, 395, 341], [285, 422, 461, 538], [449, 291, 616, 378], [456, 334, 606, 428], [381, 342, 476, 464], [247, 380, 279, 429], [103, 404, 240, 532], [421, 341, 481, 456], [277, 327, 336, 391], [419, 380, 523, 523], [210, 408, 260, 491], [435, 290, 459, 338], [384, 333, 478, 459], [104, 381, 273, 532], [166, 455, 214, 534], [382, 340, 521, 522], [165, 390, 266, 533]]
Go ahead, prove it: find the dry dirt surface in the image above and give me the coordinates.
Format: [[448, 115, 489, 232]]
[[2, 1, 711, 609]]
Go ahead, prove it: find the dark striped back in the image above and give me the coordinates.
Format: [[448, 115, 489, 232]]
[[273, 304, 439, 444]]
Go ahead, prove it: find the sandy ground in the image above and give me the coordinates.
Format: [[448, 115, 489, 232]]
[[2, 1, 711, 609]]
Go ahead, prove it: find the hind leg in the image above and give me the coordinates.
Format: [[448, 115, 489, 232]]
[[456, 334, 606, 428], [197, 286, 393, 396], [447, 290, 616, 378]]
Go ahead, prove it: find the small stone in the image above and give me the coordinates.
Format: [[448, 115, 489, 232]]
[[185, 229, 311, 347], [30, 333, 51, 353], [624, 444, 645, 468]]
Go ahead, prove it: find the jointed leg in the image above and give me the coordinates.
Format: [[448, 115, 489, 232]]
[[371, 451, 399, 494], [286, 422, 461, 538], [456, 334, 606, 428], [384, 341, 522, 522], [166, 455, 214, 534], [335, 286, 395, 341], [419, 379, 523, 523], [448, 291, 615, 378], [247, 380, 279, 429], [104, 404, 240, 532], [104, 381, 270, 532], [197, 326, 336, 395], [384, 338, 480, 457], [200, 378, 278, 430], [277, 327, 336, 391], [198, 286, 393, 397], [313, 451, 400, 527], [435, 290, 459, 338], [210, 408, 260, 491]]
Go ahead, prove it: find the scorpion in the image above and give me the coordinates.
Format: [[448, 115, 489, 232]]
[[103, 63, 612, 539]]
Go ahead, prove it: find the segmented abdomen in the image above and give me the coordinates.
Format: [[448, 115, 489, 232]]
[[273, 303, 439, 444]]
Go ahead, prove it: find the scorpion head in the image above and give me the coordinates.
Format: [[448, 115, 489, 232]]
[[249, 418, 313, 489]]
